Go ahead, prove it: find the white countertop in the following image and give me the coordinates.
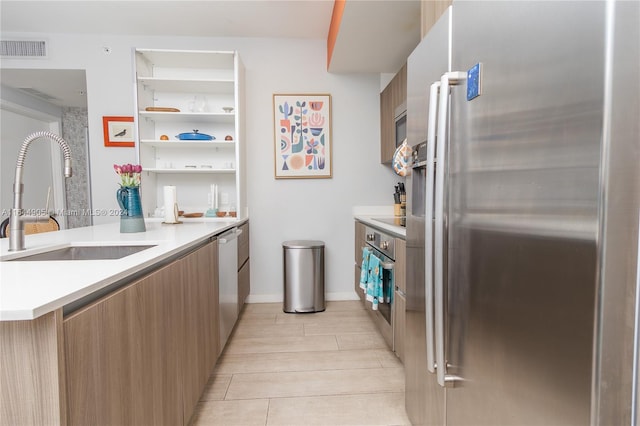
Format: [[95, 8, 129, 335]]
[[353, 206, 406, 238], [0, 219, 244, 321]]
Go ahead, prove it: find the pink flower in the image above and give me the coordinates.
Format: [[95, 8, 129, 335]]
[[114, 163, 143, 187]]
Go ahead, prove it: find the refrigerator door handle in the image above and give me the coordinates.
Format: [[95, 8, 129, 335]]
[[434, 71, 466, 388], [425, 80, 440, 375]]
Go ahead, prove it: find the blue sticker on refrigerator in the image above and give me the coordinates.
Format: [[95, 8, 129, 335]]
[[467, 63, 482, 101]]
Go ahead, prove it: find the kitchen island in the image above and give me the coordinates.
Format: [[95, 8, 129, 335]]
[[0, 219, 242, 320], [0, 219, 246, 426]]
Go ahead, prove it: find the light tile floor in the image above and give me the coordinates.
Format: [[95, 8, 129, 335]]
[[190, 301, 411, 426]]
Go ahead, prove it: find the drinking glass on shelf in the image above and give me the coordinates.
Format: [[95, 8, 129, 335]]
[[188, 95, 208, 112]]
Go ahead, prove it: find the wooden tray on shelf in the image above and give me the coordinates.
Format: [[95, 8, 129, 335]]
[[145, 107, 180, 112]]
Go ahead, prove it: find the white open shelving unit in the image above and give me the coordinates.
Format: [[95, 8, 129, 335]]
[[133, 48, 246, 219]]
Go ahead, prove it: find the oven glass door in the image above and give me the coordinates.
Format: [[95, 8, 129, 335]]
[[378, 265, 393, 324], [367, 245, 394, 325]]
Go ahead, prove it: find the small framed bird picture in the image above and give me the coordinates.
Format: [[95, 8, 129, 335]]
[[103, 116, 135, 147]]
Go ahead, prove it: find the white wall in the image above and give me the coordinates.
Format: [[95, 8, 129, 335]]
[[0, 109, 55, 216], [1, 32, 398, 300], [0, 85, 65, 221]]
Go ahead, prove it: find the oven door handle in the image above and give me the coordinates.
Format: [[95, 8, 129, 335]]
[[361, 246, 394, 270], [380, 261, 394, 271]]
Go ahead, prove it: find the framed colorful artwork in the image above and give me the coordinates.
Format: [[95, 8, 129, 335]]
[[103, 116, 135, 147], [273, 94, 332, 179]]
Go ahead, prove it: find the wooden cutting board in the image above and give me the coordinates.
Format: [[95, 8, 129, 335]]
[[145, 107, 180, 112]]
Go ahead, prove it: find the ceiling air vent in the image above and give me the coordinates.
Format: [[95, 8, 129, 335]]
[[1, 40, 47, 58], [17, 87, 60, 103]]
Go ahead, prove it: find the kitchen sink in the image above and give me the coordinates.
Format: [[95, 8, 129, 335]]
[[3, 244, 157, 261]]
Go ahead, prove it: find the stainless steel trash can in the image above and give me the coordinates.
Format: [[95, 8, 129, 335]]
[[283, 240, 325, 313]]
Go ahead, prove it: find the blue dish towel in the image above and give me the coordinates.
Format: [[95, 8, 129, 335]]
[[366, 253, 384, 310], [360, 247, 370, 290]]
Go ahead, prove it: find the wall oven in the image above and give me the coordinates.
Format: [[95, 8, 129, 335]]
[[361, 226, 396, 349]]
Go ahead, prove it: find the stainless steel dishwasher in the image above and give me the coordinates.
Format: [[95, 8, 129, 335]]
[[218, 227, 242, 348]]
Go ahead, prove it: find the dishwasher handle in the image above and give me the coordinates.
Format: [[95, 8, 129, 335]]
[[219, 228, 242, 244]]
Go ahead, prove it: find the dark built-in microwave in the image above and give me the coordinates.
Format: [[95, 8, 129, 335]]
[[394, 101, 407, 148]]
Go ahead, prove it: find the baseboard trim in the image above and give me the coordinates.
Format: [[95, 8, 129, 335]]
[[246, 291, 359, 304]]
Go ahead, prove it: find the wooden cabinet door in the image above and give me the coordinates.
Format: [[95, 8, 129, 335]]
[[394, 238, 406, 362], [354, 265, 365, 302], [391, 64, 407, 118], [238, 259, 250, 311], [395, 238, 406, 294], [182, 241, 219, 421], [380, 64, 407, 164], [354, 221, 366, 264], [237, 221, 250, 311], [238, 222, 250, 268], [394, 291, 406, 363], [354, 221, 366, 296], [380, 83, 394, 164], [64, 261, 183, 425], [0, 310, 66, 426], [64, 242, 221, 426], [140, 260, 183, 425]]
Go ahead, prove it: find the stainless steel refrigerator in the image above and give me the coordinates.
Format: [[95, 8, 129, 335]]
[[405, 1, 640, 425]]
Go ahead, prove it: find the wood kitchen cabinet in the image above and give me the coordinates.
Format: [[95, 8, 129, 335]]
[[64, 259, 183, 425], [181, 241, 219, 420], [380, 84, 393, 164], [0, 309, 66, 425], [238, 260, 250, 311], [421, 0, 452, 39], [237, 221, 250, 312], [380, 63, 407, 164], [394, 237, 406, 363], [354, 221, 366, 300], [63, 240, 219, 426]]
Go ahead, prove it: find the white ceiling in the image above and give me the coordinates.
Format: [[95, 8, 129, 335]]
[[0, 0, 420, 106], [0, 1, 335, 40], [1, 69, 88, 108]]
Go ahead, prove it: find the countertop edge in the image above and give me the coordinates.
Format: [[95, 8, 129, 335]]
[[354, 214, 406, 239]]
